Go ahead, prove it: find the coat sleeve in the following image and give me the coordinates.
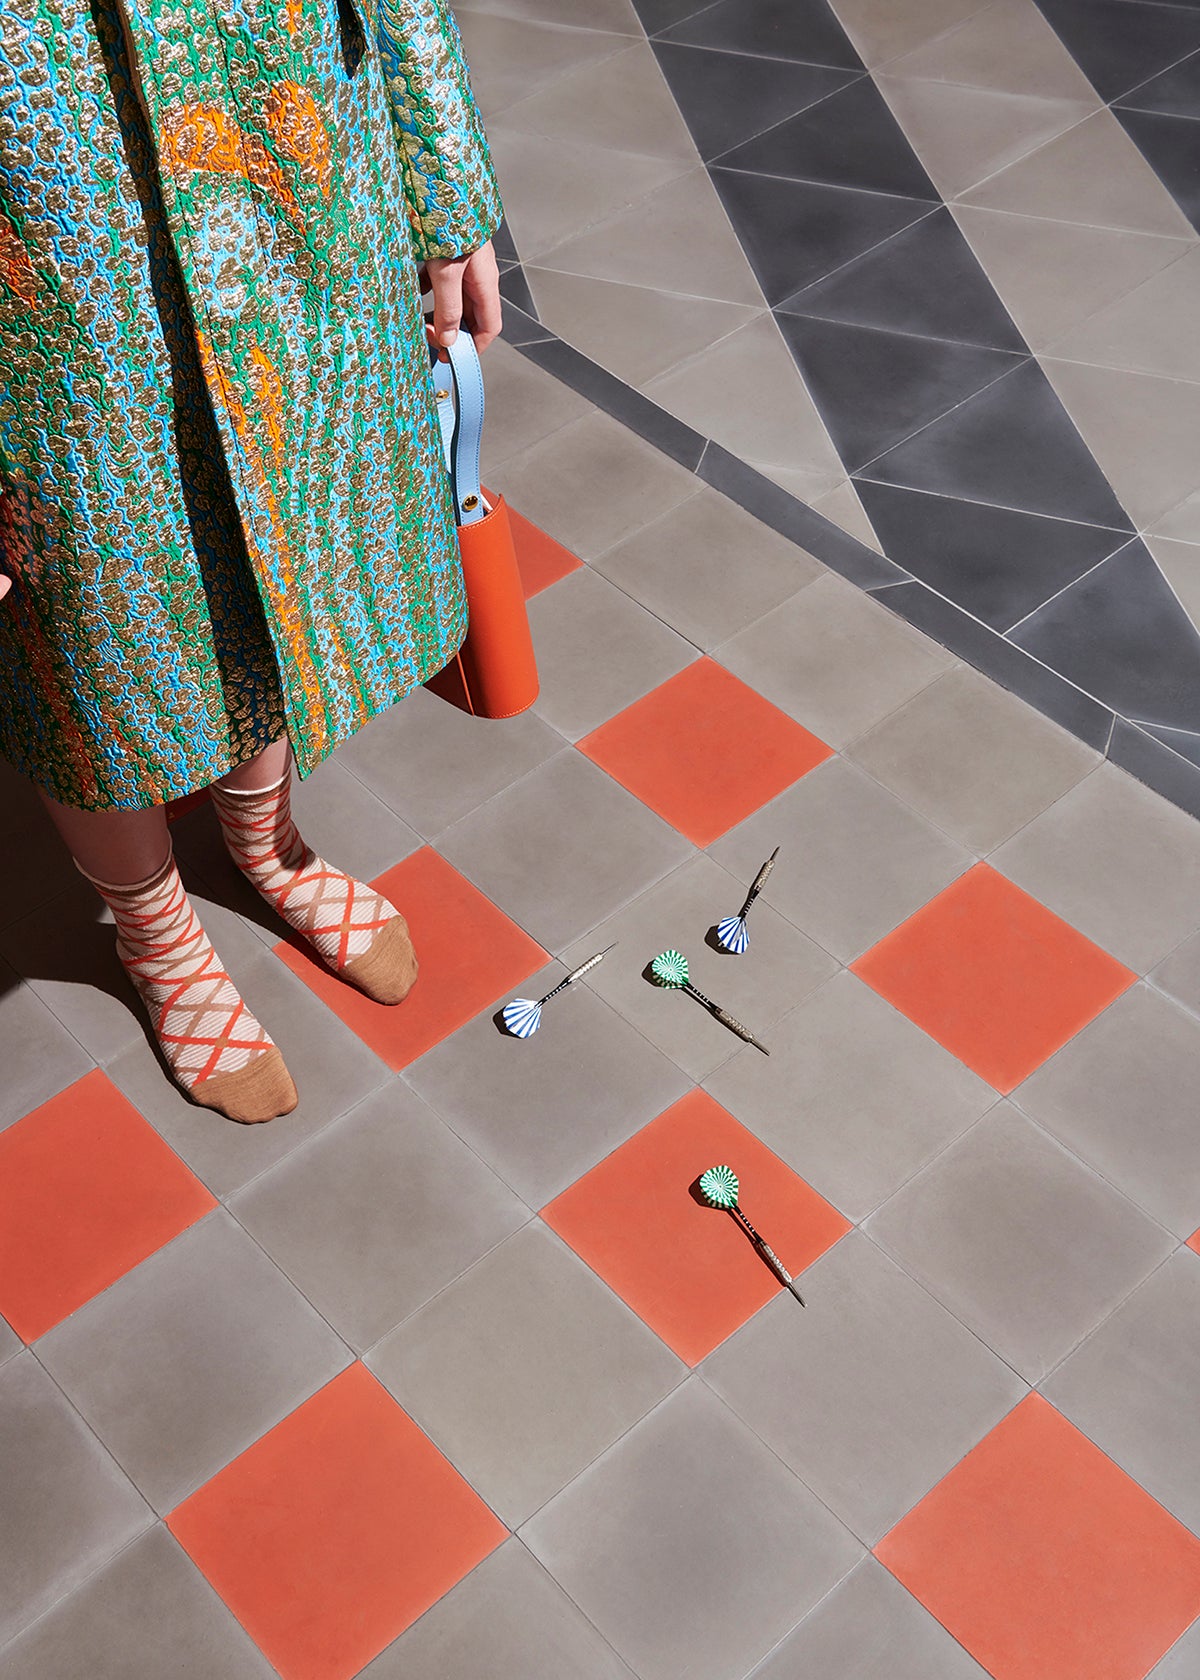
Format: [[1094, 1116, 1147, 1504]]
[[373, 0, 504, 259]]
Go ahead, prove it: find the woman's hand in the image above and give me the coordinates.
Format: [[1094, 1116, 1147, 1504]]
[[422, 240, 502, 357]]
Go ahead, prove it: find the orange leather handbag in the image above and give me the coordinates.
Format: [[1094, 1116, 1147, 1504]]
[[424, 331, 540, 719]]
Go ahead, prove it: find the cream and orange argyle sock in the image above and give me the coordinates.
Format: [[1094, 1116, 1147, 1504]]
[[83, 854, 297, 1124], [210, 773, 418, 1005]]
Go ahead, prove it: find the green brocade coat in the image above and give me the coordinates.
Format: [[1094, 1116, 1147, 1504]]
[[0, 0, 502, 809]]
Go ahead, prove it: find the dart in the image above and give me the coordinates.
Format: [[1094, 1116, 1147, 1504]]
[[716, 846, 779, 955], [698, 1164, 805, 1305], [502, 945, 616, 1038], [650, 949, 769, 1054]]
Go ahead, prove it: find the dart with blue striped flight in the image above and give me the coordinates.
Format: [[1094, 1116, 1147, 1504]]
[[502, 945, 616, 1038], [716, 846, 780, 955]]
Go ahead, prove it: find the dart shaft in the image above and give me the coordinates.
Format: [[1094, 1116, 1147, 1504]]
[[738, 849, 779, 918], [683, 985, 769, 1053], [732, 1207, 805, 1306], [538, 945, 616, 1006]]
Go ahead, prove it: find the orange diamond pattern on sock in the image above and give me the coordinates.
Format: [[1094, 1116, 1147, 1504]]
[[211, 776, 399, 976], [91, 857, 276, 1090]]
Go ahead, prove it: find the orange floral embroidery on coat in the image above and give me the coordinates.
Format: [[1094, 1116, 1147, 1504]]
[[264, 81, 333, 197], [158, 104, 302, 221]]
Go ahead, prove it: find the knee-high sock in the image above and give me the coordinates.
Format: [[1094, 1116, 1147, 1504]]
[[210, 773, 417, 1006], [83, 853, 297, 1124]]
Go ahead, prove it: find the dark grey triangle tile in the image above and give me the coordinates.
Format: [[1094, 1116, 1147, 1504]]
[[1108, 718, 1200, 820], [1035, 0, 1200, 101], [872, 581, 1115, 748], [1011, 538, 1200, 731], [777, 208, 1026, 352], [858, 359, 1135, 531], [776, 315, 1022, 472], [657, 0, 863, 67], [1115, 46, 1200, 116], [709, 168, 935, 303], [1143, 722, 1200, 767], [714, 78, 938, 202], [1113, 105, 1200, 226], [651, 43, 859, 160], [498, 264, 538, 318], [492, 217, 520, 265], [856, 482, 1134, 631]]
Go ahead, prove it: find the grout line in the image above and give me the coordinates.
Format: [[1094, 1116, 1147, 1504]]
[[1001, 539, 1137, 637]]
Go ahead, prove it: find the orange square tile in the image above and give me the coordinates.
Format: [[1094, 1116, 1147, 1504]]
[[276, 847, 547, 1069], [877, 1393, 1200, 1680], [0, 1069, 216, 1342], [169, 1362, 505, 1680], [506, 502, 583, 598], [851, 863, 1135, 1093], [577, 658, 832, 845], [1189, 1229, 1200, 1256], [543, 1089, 850, 1364]]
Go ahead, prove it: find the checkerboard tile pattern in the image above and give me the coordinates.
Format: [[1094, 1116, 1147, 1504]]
[[6, 363, 1200, 1680]]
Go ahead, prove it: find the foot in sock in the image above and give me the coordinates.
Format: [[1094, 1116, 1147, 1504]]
[[84, 854, 298, 1124], [210, 773, 417, 1005]]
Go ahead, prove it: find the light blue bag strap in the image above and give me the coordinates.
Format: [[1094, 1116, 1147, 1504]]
[[430, 330, 486, 527]]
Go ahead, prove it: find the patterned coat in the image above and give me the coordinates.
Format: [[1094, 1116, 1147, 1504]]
[[0, 0, 502, 810]]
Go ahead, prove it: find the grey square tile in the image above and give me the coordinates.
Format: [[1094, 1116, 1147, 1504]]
[[866, 1103, 1174, 1381], [231, 1083, 528, 1353], [706, 972, 994, 1221], [1016, 984, 1200, 1238], [849, 666, 1100, 852], [1150, 1617, 1200, 1680], [36, 1211, 351, 1513], [704, 1232, 1025, 1544], [437, 751, 693, 952], [754, 1556, 990, 1679], [592, 486, 822, 652], [485, 123, 688, 261], [562, 853, 838, 1081], [407, 961, 690, 1205], [364, 1539, 637, 1680], [883, 0, 1101, 103], [370, 1223, 683, 1525], [532, 167, 766, 308], [0, 1354, 149, 1648], [528, 268, 761, 389], [1, 1523, 276, 1679], [488, 410, 702, 561], [1153, 928, 1200, 1015], [992, 762, 1200, 971], [479, 339, 595, 476], [529, 568, 698, 740], [337, 685, 564, 841], [715, 574, 955, 748], [106, 947, 390, 1198], [453, 11, 632, 118], [0, 970, 94, 1133], [1044, 1250, 1200, 1535], [0, 876, 144, 1065], [522, 1380, 863, 1680], [709, 759, 971, 963]]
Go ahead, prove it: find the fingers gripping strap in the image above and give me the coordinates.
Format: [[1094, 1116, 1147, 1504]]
[[431, 331, 486, 526]]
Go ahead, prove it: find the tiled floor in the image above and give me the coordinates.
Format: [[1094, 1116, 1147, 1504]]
[[486, 0, 1200, 821], [6, 321, 1200, 1676], [7, 4, 1200, 1677]]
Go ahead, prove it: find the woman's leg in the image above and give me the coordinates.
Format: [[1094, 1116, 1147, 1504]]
[[211, 738, 418, 1004], [38, 786, 297, 1124]]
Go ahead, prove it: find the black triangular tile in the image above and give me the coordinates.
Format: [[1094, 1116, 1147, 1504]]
[[710, 168, 935, 303], [1114, 106, 1200, 228], [658, 0, 863, 68], [776, 315, 1022, 471], [1115, 46, 1200, 115], [1035, 0, 1200, 100], [778, 208, 1026, 351], [858, 359, 1134, 530], [651, 43, 859, 160], [1108, 720, 1200, 820], [498, 264, 537, 317], [714, 78, 938, 202], [1012, 538, 1200, 730], [855, 482, 1134, 631]]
